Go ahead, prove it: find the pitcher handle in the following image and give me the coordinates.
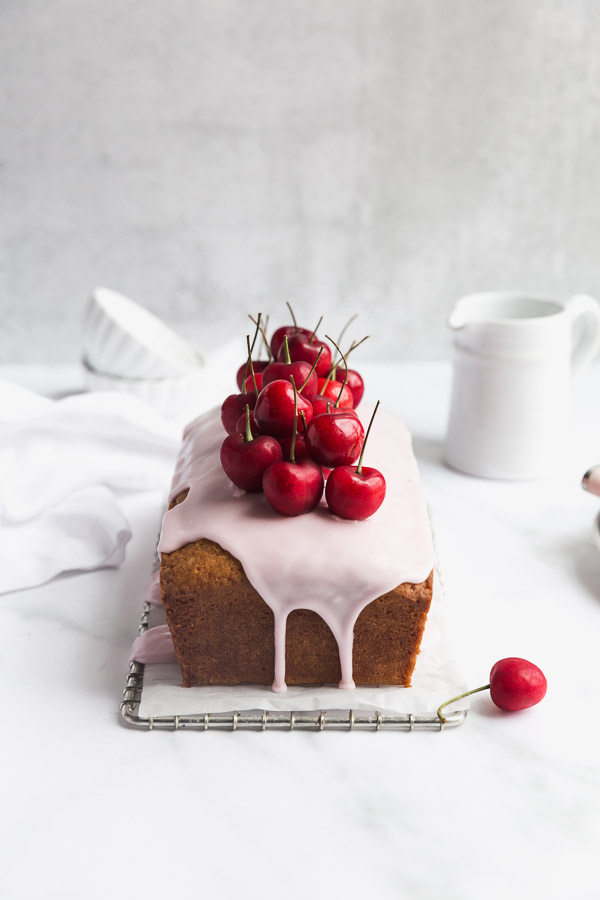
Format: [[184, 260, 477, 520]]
[[565, 294, 600, 374]]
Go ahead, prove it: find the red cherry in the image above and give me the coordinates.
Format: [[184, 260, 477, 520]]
[[262, 360, 318, 401], [304, 410, 364, 467], [236, 360, 268, 391], [282, 333, 332, 377], [263, 458, 324, 516], [323, 400, 385, 519], [489, 658, 548, 711], [311, 395, 336, 417], [270, 325, 312, 359], [221, 391, 257, 434], [220, 406, 283, 492], [235, 410, 262, 436], [220, 434, 283, 492], [279, 434, 310, 461], [243, 372, 263, 393], [325, 466, 386, 520], [236, 313, 270, 388], [437, 657, 547, 723], [336, 367, 364, 407], [253, 379, 313, 438], [316, 377, 354, 409]]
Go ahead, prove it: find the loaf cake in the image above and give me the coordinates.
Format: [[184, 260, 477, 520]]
[[157, 403, 436, 692]]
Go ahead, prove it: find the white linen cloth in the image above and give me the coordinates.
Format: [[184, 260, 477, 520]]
[[0, 380, 181, 594]]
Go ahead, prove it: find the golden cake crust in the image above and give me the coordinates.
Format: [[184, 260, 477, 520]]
[[160, 490, 433, 687]]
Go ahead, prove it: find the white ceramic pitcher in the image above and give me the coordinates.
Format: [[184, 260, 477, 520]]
[[444, 292, 600, 479]]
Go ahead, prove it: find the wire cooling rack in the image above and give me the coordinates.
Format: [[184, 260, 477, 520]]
[[120, 562, 467, 733]]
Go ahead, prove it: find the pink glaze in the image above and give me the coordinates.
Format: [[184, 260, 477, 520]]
[[158, 405, 436, 691], [144, 570, 162, 606], [129, 625, 176, 665]]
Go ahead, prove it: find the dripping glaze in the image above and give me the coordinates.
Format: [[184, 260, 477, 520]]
[[158, 405, 435, 691]]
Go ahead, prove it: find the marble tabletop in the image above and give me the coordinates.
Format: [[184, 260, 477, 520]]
[[1, 360, 599, 900]]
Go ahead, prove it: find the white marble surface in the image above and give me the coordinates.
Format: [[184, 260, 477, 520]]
[[1, 361, 600, 900]]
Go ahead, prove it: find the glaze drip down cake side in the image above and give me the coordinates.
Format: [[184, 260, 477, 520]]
[[157, 404, 436, 692]]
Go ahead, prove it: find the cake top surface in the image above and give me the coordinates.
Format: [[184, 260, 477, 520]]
[[158, 404, 435, 689]]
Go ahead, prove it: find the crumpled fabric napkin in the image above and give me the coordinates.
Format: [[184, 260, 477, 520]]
[[0, 380, 181, 594]]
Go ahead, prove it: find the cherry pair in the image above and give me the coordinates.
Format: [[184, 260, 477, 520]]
[[263, 395, 386, 521]]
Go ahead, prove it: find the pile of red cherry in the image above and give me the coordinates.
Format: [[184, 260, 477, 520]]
[[219, 310, 386, 519]]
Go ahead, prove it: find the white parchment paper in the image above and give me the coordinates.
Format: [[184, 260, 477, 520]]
[[138, 569, 468, 718]]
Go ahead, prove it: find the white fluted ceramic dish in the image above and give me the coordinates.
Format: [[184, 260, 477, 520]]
[[82, 357, 205, 418], [83, 287, 202, 379]]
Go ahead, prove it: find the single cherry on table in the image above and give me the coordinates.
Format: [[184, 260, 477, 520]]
[[489, 658, 547, 711], [437, 657, 548, 722]]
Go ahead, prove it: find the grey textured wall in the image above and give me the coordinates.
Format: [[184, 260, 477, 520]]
[[2, 1, 600, 363]]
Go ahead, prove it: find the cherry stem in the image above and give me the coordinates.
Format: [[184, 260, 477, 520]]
[[437, 684, 490, 724], [299, 410, 307, 432], [282, 333, 291, 364], [244, 404, 253, 443], [344, 333, 370, 363], [242, 313, 262, 388], [298, 347, 323, 392], [309, 315, 323, 343], [250, 313, 261, 354], [286, 301, 298, 331], [356, 400, 380, 475], [324, 335, 349, 407], [327, 334, 370, 378], [289, 376, 298, 464], [248, 314, 273, 361], [245, 335, 259, 396], [337, 313, 358, 348]]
